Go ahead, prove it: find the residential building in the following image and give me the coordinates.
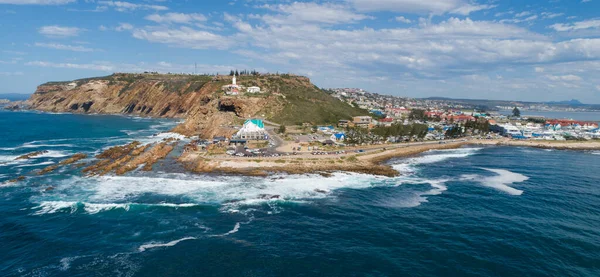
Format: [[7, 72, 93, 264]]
[[353, 116, 373, 128]]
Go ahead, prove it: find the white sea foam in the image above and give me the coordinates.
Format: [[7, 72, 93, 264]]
[[462, 168, 528, 196], [33, 150, 70, 158], [72, 173, 384, 205], [0, 154, 19, 163], [34, 170, 452, 213], [16, 161, 55, 168], [592, 151, 600, 155], [32, 201, 200, 215], [138, 237, 196, 252], [138, 132, 187, 145], [33, 201, 79, 215], [210, 223, 241, 237], [392, 147, 482, 173]]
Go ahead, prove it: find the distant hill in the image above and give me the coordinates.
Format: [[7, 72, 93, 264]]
[[28, 73, 368, 138], [546, 99, 583, 106], [0, 93, 31, 101], [423, 97, 596, 110]]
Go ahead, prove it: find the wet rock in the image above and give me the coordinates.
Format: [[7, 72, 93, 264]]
[[15, 150, 48, 160], [258, 194, 281, 200]]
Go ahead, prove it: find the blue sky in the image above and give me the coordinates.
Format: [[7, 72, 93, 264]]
[[1, 0, 600, 103]]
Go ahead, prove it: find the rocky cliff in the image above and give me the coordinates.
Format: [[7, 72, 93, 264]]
[[28, 73, 368, 138]]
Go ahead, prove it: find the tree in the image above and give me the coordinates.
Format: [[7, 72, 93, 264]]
[[277, 125, 286, 134], [512, 107, 521, 118], [408, 109, 426, 121]]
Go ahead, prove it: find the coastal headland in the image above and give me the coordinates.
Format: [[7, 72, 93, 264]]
[[6, 72, 600, 180]]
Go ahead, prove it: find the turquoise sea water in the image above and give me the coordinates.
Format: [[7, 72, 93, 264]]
[[1, 110, 600, 276]]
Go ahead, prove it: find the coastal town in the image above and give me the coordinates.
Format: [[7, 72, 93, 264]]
[[2, 72, 600, 178], [177, 77, 600, 160]]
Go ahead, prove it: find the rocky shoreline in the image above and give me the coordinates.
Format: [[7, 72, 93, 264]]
[[177, 141, 471, 177], [6, 138, 600, 183]]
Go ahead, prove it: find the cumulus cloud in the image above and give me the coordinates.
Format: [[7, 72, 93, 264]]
[[38, 25, 82, 37], [25, 60, 239, 74], [34, 42, 98, 52], [0, 0, 74, 4], [0, 71, 24, 76], [259, 2, 372, 25], [550, 19, 600, 32], [145, 13, 207, 24], [395, 16, 412, 23], [347, 0, 494, 15], [97, 1, 168, 12], [131, 26, 231, 50]]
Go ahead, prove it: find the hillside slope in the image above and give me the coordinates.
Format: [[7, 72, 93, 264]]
[[27, 73, 368, 137]]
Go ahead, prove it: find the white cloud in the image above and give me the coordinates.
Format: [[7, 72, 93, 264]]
[[535, 67, 544, 72], [550, 19, 600, 32], [0, 71, 24, 76], [97, 1, 168, 12], [115, 23, 133, 31], [25, 60, 238, 74], [38, 25, 82, 37], [547, 74, 583, 81], [348, 0, 494, 15], [145, 13, 207, 24], [25, 61, 114, 71], [395, 16, 412, 23], [259, 2, 372, 25], [34, 42, 98, 52], [0, 0, 74, 4], [132, 26, 231, 50], [596, 85, 600, 91]]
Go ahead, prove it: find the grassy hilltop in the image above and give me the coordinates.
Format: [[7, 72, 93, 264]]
[[28, 73, 369, 136]]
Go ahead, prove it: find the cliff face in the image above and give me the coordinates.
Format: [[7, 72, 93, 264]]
[[28, 73, 368, 138]]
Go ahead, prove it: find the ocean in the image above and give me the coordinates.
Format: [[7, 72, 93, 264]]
[[1, 110, 600, 276]]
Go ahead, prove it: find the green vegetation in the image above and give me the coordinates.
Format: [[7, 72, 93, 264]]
[[277, 125, 286, 134], [512, 107, 521, 117], [370, 123, 429, 139], [445, 126, 464, 138], [408, 109, 427, 121], [264, 76, 370, 125]]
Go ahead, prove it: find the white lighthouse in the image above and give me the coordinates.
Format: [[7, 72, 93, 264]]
[[232, 75, 237, 85]]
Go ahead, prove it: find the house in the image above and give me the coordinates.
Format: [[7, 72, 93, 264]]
[[330, 133, 345, 142], [233, 119, 268, 140], [246, 86, 261, 93], [353, 116, 373, 128], [338, 120, 350, 128], [322, 139, 336, 146], [378, 117, 394, 127]]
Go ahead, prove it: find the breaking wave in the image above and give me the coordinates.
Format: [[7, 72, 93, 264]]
[[462, 168, 528, 196], [32, 201, 200, 215], [138, 237, 197, 252], [31, 170, 451, 214], [392, 147, 482, 173], [16, 161, 55, 168]]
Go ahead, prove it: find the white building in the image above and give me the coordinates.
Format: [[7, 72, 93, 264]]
[[234, 119, 268, 140], [222, 75, 241, 95], [247, 86, 261, 93]]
